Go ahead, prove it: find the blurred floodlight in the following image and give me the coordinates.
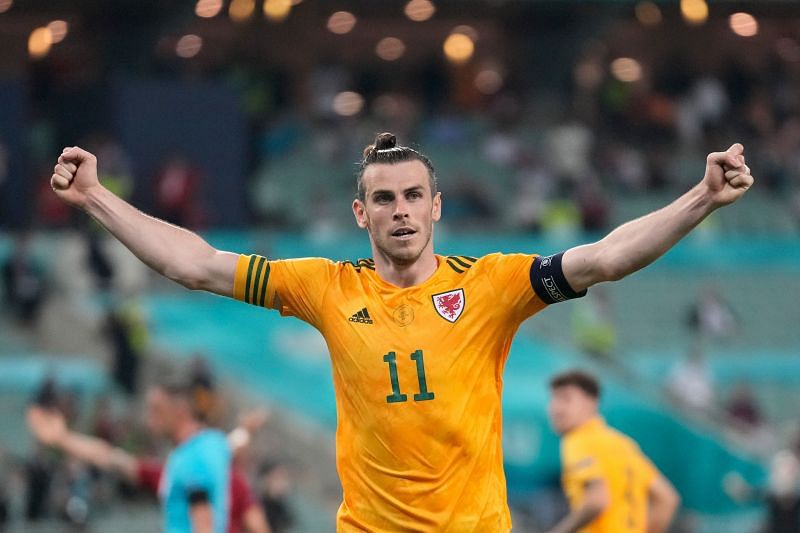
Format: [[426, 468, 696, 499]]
[[452, 25, 478, 42], [474, 69, 503, 95], [444, 33, 475, 64], [574, 61, 604, 90], [263, 0, 291, 22], [405, 0, 435, 22], [777, 38, 800, 63], [681, 0, 708, 26], [195, 0, 223, 18], [730, 12, 758, 37], [333, 91, 364, 116], [28, 27, 52, 59], [176, 34, 203, 58], [376, 37, 406, 61], [635, 1, 662, 26], [229, 0, 255, 22], [610, 57, 642, 83], [47, 20, 68, 44], [328, 11, 356, 34], [0, 0, 12, 14]]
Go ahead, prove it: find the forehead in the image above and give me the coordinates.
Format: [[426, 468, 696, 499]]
[[361, 160, 431, 195], [551, 385, 591, 400]]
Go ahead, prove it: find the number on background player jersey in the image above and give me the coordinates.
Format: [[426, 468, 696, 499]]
[[383, 350, 435, 403]]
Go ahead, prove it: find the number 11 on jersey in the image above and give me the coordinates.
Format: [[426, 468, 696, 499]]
[[383, 350, 435, 403]]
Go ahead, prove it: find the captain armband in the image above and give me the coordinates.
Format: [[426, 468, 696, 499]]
[[530, 252, 587, 304]]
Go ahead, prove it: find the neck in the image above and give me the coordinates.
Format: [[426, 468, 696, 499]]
[[172, 419, 203, 445], [372, 243, 438, 289]]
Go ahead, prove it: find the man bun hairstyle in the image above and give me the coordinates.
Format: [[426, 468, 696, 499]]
[[549, 369, 601, 399], [357, 132, 438, 201]]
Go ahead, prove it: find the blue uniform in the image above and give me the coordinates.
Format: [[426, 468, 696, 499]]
[[160, 429, 231, 533]]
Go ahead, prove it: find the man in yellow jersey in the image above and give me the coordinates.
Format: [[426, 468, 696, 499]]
[[547, 370, 680, 533], [49, 132, 752, 531]]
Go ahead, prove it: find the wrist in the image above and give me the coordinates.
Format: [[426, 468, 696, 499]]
[[692, 182, 719, 213], [80, 184, 109, 214]]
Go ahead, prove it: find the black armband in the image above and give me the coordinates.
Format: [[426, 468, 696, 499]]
[[187, 488, 210, 506], [530, 252, 587, 304]]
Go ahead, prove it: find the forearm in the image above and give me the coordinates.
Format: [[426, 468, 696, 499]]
[[597, 183, 715, 279], [549, 505, 603, 533], [59, 431, 138, 481], [82, 186, 227, 292]]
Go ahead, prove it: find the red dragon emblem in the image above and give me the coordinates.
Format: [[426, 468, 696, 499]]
[[432, 289, 465, 323]]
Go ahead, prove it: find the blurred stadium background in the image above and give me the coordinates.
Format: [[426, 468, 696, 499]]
[[1, 0, 800, 531]]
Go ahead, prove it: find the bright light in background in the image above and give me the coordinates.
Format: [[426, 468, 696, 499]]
[[376, 37, 406, 61], [332, 91, 364, 117], [404, 0, 435, 22], [327, 11, 356, 34], [474, 69, 503, 95], [0, 0, 12, 14], [47, 20, 68, 44], [777, 38, 800, 63], [263, 0, 291, 22], [229, 0, 255, 22], [28, 27, 52, 59], [444, 33, 475, 64], [681, 0, 708, 26], [635, 1, 661, 26], [195, 0, 223, 18], [176, 34, 203, 58], [610, 57, 642, 82], [729, 12, 758, 37], [452, 25, 478, 42]]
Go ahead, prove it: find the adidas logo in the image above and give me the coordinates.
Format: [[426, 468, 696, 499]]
[[348, 308, 373, 324]]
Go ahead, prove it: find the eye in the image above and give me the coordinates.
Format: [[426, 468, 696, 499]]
[[407, 190, 423, 200], [374, 193, 392, 204]]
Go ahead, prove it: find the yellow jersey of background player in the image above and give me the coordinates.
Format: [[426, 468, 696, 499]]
[[51, 129, 753, 530], [547, 370, 681, 533]]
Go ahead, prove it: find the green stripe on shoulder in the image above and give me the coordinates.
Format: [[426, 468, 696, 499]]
[[244, 256, 257, 303]]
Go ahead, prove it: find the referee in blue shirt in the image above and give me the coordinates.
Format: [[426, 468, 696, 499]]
[[145, 375, 231, 533]]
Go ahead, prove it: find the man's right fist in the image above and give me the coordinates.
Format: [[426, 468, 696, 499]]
[[51, 146, 100, 208]]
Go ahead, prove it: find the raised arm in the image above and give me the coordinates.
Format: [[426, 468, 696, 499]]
[[51, 147, 238, 295], [26, 405, 138, 483], [562, 144, 754, 292]]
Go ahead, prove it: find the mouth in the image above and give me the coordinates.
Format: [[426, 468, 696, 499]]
[[390, 227, 417, 240]]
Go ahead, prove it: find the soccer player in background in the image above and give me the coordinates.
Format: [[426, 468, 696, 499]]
[[26, 402, 270, 533], [547, 370, 680, 533], [49, 132, 753, 531]]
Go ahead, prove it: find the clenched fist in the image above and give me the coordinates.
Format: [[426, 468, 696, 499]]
[[51, 146, 100, 209], [702, 143, 755, 208]]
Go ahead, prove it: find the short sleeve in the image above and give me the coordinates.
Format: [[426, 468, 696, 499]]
[[479, 253, 547, 320], [233, 255, 337, 328], [634, 448, 660, 489], [562, 440, 604, 487], [135, 458, 163, 494]]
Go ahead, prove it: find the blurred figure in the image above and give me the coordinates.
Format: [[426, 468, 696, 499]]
[[547, 370, 680, 533], [2, 231, 47, 328], [27, 403, 270, 533], [666, 345, 715, 415], [105, 301, 148, 397], [571, 288, 617, 363], [686, 286, 739, 343], [724, 450, 800, 533], [258, 461, 294, 533], [153, 153, 204, 228]]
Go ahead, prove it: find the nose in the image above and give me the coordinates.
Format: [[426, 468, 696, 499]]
[[393, 197, 409, 220]]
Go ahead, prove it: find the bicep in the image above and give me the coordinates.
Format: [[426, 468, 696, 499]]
[[197, 250, 240, 297], [562, 242, 612, 293], [648, 475, 679, 505]]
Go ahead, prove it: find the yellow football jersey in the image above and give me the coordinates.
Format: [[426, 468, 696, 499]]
[[561, 416, 660, 533], [233, 253, 551, 531]]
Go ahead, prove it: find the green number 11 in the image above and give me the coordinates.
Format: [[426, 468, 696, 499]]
[[383, 350, 435, 403]]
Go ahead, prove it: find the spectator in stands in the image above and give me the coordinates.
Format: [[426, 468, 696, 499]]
[[687, 286, 740, 343], [2, 231, 47, 328], [571, 287, 617, 364], [104, 303, 148, 397], [258, 461, 294, 533], [152, 152, 205, 228], [666, 344, 715, 415]]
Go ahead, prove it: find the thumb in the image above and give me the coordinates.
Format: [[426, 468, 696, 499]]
[[60, 146, 97, 166]]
